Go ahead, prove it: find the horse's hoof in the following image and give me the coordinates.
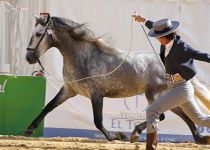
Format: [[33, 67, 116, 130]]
[[24, 129, 34, 136], [130, 134, 139, 143], [205, 136, 210, 144], [196, 136, 210, 144], [195, 136, 210, 144], [115, 132, 127, 140]]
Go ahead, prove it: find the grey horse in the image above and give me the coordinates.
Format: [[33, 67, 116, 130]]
[[25, 14, 210, 144]]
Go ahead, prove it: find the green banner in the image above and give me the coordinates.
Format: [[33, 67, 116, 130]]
[[0, 75, 46, 137]]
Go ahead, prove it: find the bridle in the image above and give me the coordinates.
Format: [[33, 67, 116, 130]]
[[26, 18, 52, 70]]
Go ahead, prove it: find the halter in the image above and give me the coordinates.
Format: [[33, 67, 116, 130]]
[[26, 17, 52, 71]]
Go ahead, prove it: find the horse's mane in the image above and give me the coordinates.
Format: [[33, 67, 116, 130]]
[[51, 17, 122, 55]]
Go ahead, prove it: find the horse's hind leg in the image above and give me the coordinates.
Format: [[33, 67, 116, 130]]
[[171, 107, 210, 144], [131, 106, 210, 144], [91, 94, 127, 141], [24, 85, 77, 136]]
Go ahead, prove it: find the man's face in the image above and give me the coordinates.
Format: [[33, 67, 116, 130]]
[[156, 36, 170, 45]]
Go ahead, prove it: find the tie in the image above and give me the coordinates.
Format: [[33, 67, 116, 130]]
[[160, 45, 165, 64]]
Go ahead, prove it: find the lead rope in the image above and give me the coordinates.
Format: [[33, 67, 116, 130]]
[[38, 18, 134, 83], [140, 24, 165, 73]]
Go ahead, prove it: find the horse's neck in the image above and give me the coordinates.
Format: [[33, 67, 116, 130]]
[[61, 40, 93, 56], [58, 41, 96, 71]]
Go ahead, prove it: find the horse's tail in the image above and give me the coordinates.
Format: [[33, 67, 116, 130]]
[[191, 78, 210, 113]]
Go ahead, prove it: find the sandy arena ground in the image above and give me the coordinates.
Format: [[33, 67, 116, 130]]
[[0, 136, 209, 150]]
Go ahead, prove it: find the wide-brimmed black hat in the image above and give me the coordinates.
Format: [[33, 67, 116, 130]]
[[148, 18, 180, 38]]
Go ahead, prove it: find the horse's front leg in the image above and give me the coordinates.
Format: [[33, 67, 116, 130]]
[[24, 85, 77, 136], [91, 94, 127, 141]]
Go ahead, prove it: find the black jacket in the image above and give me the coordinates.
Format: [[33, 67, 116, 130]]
[[145, 20, 210, 81]]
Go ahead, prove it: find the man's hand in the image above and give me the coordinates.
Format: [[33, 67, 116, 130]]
[[132, 12, 146, 23]]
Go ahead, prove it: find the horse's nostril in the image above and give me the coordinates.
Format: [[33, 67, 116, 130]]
[[26, 55, 32, 63], [26, 55, 32, 64], [26, 55, 29, 62], [25, 50, 37, 64]]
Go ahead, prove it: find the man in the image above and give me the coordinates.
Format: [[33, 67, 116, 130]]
[[132, 13, 210, 150]]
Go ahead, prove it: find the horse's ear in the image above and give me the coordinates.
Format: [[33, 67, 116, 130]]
[[34, 13, 50, 26], [35, 15, 42, 26]]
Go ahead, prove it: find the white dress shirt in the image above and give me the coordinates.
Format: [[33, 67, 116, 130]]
[[164, 39, 174, 57]]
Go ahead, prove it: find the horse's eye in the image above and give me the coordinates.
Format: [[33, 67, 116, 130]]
[[36, 32, 42, 37]]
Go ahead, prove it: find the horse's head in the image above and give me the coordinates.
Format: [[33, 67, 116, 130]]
[[26, 13, 56, 64]]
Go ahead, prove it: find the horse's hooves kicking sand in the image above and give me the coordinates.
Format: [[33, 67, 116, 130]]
[[195, 136, 210, 144], [115, 132, 127, 140], [130, 131, 139, 143], [24, 129, 34, 137]]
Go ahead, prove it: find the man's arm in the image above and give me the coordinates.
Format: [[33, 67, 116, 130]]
[[145, 20, 153, 30], [184, 43, 210, 63], [132, 12, 153, 29]]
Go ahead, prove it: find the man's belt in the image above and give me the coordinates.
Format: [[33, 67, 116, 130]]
[[165, 73, 185, 82]]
